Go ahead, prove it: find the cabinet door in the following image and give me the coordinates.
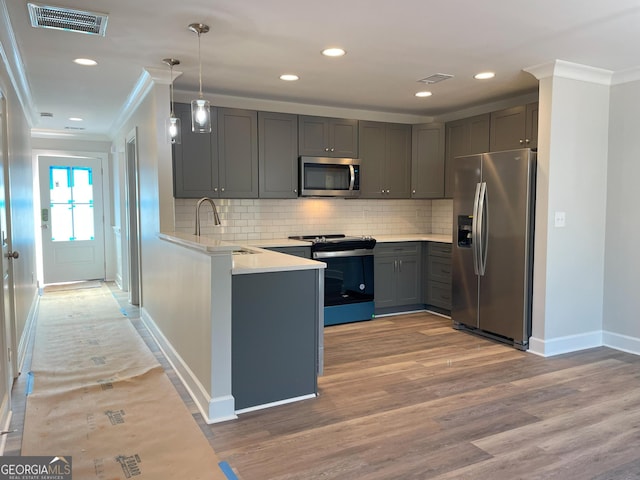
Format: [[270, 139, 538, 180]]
[[411, 123, 445, 198], [330, 118, 358, 158], [489, 105, 526, 152], [298, 116, 329, 156], [373, 254, 396, 309], [444, 119, 469, 199], [525, 102, 538, 149], [395, 253, 420, 306], [172, 103, 218, 198], [468, 113, 490, 154], [259, 112, 298, 198], [358, 121, 386, 197], [385, 123, 412, 198], [217, 108, 258, 198]]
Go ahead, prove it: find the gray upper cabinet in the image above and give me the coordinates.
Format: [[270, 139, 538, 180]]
[[298, 116, 358, 157], [411, 123, 445, 198], [173, 104, 258, 198], [258, 112, 298, 198], [173, 102, 218, 198], [444, 113, 490, 198], [489, 102, 539, 152], [217, 107, 259, 198], [359, 121, 411, 198]]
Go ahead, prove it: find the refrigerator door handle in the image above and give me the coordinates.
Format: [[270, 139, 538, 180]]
[[471, 182, 482, 275], [477, 181, 488, 276]]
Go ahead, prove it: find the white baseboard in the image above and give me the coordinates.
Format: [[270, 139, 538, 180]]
[[528, 330, 603, 357], [0, 408, 12, 456], [139, 308, 237, 424], [603, 331, 640, 356], [235, 393, 317, 415], [17, 289, 40, 375]]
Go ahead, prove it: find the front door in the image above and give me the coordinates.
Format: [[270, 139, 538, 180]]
[[39, 156, 105, 284]]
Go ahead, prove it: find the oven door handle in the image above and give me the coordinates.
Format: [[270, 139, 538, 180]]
[[313, 249, 374, 259]]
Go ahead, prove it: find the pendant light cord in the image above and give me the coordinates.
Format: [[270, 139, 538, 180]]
[[198, 31, 203, 99], [169, 63, 175, 116]]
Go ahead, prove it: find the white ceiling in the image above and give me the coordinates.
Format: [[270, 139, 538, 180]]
[[4, 0, 640, 139]]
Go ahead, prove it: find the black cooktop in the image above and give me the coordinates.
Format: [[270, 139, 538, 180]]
[[288, 234, 376, 251]]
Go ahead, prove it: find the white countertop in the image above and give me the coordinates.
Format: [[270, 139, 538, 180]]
[[158, 231, 240, 253], [231, 247, 326, 275]]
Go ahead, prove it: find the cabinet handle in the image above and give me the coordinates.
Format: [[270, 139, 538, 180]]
[[381, 189, 385, 194], [399, 260, 403, 272], [221, 187, 225, 192], [386, 189, 390, 194], [525, 139, 530, 144], [294, 188, 297, 193], [394, 260, 398, 271], [214, 187, 218, 192], [330, 148, 335, 152], [412, 189, 416, 194], [519, 139, 524, 145], [324, 147, 330, 152]]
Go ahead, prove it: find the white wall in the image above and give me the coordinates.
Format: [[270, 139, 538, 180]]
[[529, 63, 610, 355], [603, 79, 640, 351]]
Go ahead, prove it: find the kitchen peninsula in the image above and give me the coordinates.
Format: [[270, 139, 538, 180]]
[[143, 232, 325, 423]]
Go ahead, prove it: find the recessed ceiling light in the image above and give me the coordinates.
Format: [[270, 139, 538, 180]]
[[415, 91, 433, 98], [322, 48, 346, 57], [474, 71, 495, 80], [74, 58, 97, 66], [280, 74, 299, 81], [69, 117, 83, 122]]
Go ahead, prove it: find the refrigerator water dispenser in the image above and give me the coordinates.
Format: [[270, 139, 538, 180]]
[[457, 216, 473, 247]]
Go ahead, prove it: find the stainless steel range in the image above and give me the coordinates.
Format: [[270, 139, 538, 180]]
[[289, 234, 376, 326]]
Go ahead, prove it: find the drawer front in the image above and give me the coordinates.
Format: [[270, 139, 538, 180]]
[[428, 242, 452, 258], [428, 281, 452, 309], [428, 257, 452, 284], [375, 242, 420, 256]]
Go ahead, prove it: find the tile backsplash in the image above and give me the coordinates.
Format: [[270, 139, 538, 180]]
[[175, 198, 453, 241]]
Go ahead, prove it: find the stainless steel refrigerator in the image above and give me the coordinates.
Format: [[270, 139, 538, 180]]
[[452, 148, 536, 350]]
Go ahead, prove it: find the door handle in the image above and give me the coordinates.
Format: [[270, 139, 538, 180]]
[[5, 251, 19, 259], [471, 182, 481, 275]]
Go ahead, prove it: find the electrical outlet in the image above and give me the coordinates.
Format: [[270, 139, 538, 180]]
[[554, 211, 566, 228]]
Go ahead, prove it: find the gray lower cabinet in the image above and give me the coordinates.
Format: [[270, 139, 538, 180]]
[[263, 246, 311, 258], [298, 116, 358, 157], [258, 112, 299, 198], [359, 121, 412, 198], [172, 103, 258, 198], [425, 242, 452, 311], [374, 242, 421, 313], [411, 123, 445, 198], [232, 270, 319, 410]]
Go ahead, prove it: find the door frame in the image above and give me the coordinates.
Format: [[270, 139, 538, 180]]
[[124, 128, 141, 306]]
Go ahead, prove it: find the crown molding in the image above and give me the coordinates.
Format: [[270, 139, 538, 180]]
[[0, 0, 37, 127], [611, 66, 640, 86], [524, 60, 613, 86]]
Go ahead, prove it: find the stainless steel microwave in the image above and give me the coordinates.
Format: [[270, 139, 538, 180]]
[[299, 156, 361, 197]]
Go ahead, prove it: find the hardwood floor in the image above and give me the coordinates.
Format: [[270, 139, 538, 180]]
[[8, 288, 640, 479], [206, 313, 640, 479]]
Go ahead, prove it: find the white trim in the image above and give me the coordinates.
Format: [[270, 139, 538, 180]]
[[0, 0, 37, 127], [524, 60, 614, 85], [611, 67, 640, 86], [0, 409, 11, 455], [16, 289, 39, 374], [528, 330, 603, 357], [139, 307, 237, 424], [235, 393, 317, 415], [603, 331, 640, 356]]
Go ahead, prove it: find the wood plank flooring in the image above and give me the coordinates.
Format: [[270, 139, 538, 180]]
[[206, 313, 640, 479], [7, 287, 640, 479]]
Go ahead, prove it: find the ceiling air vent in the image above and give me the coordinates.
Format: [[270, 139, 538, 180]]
[[417, 73, 454, 84], [40, 112, 53, 118], [27, 3, 108, 36]]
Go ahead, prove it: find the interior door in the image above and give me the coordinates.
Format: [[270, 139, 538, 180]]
[[39, 156, 106, 284], [0, 93, 11, 413]]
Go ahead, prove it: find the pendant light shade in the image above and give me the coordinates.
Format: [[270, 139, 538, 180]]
[[163, 58, 181, 144], [189, 23, 211, 133]]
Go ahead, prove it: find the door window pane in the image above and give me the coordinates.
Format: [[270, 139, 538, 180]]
[[49, 166, 95, 242]]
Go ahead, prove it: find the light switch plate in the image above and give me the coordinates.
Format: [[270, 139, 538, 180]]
[[554, 211, 566, 228]]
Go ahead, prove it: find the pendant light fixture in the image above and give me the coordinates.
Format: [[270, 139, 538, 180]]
[[163, 58, 181, 144], [188, 23, 211, 133]]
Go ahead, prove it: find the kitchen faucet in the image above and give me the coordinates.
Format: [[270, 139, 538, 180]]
[[194, 197, 221, 235]]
